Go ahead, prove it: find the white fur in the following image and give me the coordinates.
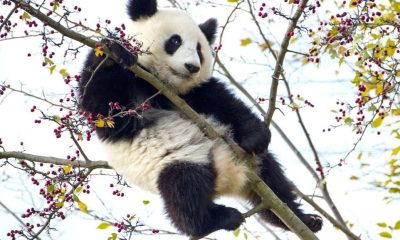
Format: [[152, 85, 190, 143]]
[[127, 9, 214, 94], [102, 111, 248, 196]]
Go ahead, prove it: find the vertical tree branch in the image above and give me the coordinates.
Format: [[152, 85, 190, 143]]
[[265, 0, 309, 127]]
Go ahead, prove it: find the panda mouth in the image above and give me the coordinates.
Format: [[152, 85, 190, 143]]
[[170, 67, 192, 80]]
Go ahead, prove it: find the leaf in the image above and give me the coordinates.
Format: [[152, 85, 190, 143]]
[[392, 146, 400, 156], [97, 222, 112, 230], [95, 46, 104, 57], [344, 117, 354, 125], [22, 12, 31, 21], [395, 220, 400, 230], [59, 68, 68, 77], [240, 38, 252, 46], [63, 165, 71, 174], [379, 231, 392, 238], [392, 109, 400, 116], [233, 228, 240, 237], [95, 119, 105, 128], [108, 233, 117, 240], [55, 201, 64, 208], [378, 222, 387, 228], [77, 200, 88, 213], [371, 117, 383, 128], [350, 175, 359, 180], [142, 200, 150, 205], [227, 0, 238, 2], [357, 152, 363, 160], [49, 65, 57, 74]]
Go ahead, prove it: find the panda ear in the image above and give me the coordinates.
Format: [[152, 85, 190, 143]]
[[127, 0, 158, 21], [199, 18, 218, 45]]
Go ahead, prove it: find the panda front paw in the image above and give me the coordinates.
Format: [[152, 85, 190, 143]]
[[301, 214, 323, 232], [102, 39, 138, 68], [238, 121, 271, 154]]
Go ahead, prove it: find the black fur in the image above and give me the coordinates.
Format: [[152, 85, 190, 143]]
[[199, 18, 218, 44], [248, 152, 323, 232], [127, 0, 157, 20], [157, 162, 244, 236], [197, 43, 204, 64]]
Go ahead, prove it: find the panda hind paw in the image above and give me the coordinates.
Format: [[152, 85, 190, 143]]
[[211, 206, 244, 232]]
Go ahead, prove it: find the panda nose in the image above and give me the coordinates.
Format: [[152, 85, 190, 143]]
[[185, 63, 200, 74]]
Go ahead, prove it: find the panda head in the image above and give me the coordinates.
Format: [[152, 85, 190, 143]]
[[126, 0, 217, 93]]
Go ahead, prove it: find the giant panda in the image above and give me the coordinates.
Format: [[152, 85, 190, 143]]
[[79, 0, 322, 236]]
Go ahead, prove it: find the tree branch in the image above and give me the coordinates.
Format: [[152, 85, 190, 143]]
[[0, 151, 111, 169], [265, 0, 309, 127]]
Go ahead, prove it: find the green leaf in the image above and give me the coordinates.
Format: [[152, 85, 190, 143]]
[[233, 228, 240, 237], [47, 185, 55, 193], [394, 220, 400, 230], [49, 65, 56, 74], [108, 233, 117, 240], [97, 222, 112, 230], [227, 0, 238, 2], [379, 231, 392, 238], [142, 200, 150, 205], [344, 117, 354, 125]]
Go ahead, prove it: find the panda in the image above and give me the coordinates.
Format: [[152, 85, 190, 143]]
[[79, 0, 322, 237]]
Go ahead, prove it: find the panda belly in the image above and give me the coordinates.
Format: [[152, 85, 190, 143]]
[[102, 111, 248, 196]]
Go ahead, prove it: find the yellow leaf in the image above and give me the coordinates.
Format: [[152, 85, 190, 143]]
[[227, 0, 238, 2], [349, 0, 358, 8], [22, 12, 31, 21], [376, 83, 383, 95], [371, 116, 383, 128], [392, 109, 400, 116], [63, 165, 72, 174], [290, 37, 297, 44], [76, 133, 83, 141], [385, 38, 396, 57], [95, 47, 104, 57], [240, 38, 252, 46], [338, 46, 346, 56], [259, 42, 271, 51], [392, 146, 400, 156], [95, 119, 105, 128], [77, 200, 88, 213], [357, 152, 363, 160], [379, 231, 392, 238], [396, 71, 400, 77], [350, 176, 358, 180], [97, 222, 112, 230], [59, 68, 68, 77]]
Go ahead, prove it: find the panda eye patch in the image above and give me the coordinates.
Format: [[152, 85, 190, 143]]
[[165, 34, 182, 55]]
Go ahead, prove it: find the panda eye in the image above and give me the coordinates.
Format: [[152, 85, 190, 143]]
[[169, 35, 182, 46], [165, 34, 182, 55]]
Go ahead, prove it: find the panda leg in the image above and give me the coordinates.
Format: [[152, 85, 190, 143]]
[[248, 152, 323, 232], [157, 161, 244, 237]]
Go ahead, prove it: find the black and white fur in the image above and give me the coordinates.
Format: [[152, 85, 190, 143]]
[[79, 0, 322, 236]]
